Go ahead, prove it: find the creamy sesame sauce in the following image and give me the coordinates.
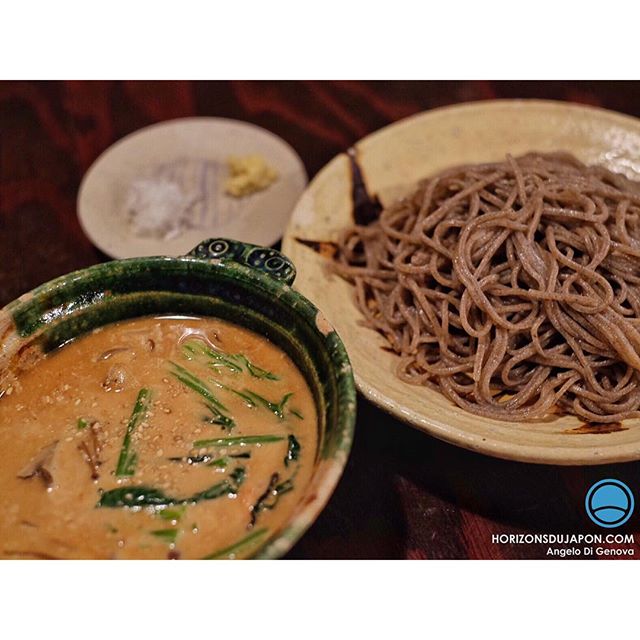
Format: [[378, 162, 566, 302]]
[[0, 316, 317, 559]]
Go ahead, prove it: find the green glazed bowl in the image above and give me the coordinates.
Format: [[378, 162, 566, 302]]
[[0, 238, 356, 559]]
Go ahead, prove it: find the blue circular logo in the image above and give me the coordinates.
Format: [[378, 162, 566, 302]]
[[585, 479, 634, 528]]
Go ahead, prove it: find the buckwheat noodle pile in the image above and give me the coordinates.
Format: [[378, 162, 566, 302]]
[[335, 152, 640, 422]]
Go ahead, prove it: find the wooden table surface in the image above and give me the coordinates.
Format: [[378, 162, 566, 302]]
[[1, 80, 639, 559]]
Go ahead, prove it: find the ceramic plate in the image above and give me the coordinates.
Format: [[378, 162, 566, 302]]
[[282, 99, 640, 465], [78, 118, 307, 258]]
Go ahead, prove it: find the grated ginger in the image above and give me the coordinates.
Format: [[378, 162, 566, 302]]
[[224, 154, 278, 197]]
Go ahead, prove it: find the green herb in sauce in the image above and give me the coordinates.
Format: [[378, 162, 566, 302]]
[[211, 380, 257, 408], [204, 408, 235, 429], [157, 506, 186, 522], [235, 355, 279, 381], [169, 362, 229, 411], [182, 341, 243, 374], [169, 362, 235, 429], [150, 529, 179, 544], [193, 435, 285, 448], [167, 454, 212, 465], [284, 434, 301, 467], [241, 390, 293, 420], [202, 528, 268, 559], [212, 380, 299, 422], [206, 456, 229, 468], [115, 388, 152, 477], [97, 466, 246, 508], [182, 339, 280, 380], [249, 472, 294, 527], [167, 452, 252, 466], [176, 344, 299, 426]]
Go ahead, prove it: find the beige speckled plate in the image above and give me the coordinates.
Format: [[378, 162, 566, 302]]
[[282, 99, 640, 465]]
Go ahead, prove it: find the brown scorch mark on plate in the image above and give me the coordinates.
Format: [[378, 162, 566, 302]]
[[347, 147, 382, 225], [294, 238, 339, 259], [565, 422, 628, 435], [292, 148, 381, 259]]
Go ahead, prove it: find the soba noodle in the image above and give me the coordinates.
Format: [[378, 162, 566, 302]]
[[335, 152, 640, 423]]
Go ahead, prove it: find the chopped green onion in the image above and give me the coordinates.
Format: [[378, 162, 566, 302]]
[[158, 507, 186, 522], [211, 380, 257, 407], [97, 466, 246, 508], [236, 355, 279, 381], [202, 528, 268, 560], [206, 456, 229, 468], [241, 391, 293, 420], [150, 529, 179, 544], [182, 339, 279, 380], [189, 467, 245, 501], [115, 388, 152, 477], [284, 434, 301, 467], [193, 435, 285, 448], [168, 452, 249, 464], [250, 473, 294, 526], [169, 362, 229, 412], [167, 454, 212, 465], [203, 407, 235, 429], [182, 341, 243, 373], [169, 362, 235, 429]]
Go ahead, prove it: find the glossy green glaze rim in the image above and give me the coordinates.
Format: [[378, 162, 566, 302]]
[[0, 239, 356, 560]]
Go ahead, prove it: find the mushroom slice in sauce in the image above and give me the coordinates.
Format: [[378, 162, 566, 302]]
[[77, 421, 103, 480], [17, 441, 59, 489]]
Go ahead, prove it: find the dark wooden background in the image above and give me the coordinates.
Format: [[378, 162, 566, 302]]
[[1, 81, 639, 559]]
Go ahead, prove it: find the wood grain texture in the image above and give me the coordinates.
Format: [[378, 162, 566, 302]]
[[1, 80, 639, 559]]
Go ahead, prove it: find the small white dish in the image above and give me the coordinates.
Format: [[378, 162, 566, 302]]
[[78, 117, 308, 258]]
